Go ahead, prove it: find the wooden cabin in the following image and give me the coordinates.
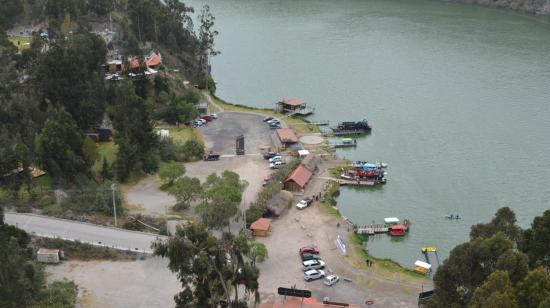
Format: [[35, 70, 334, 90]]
[[250, 218, 272, 236]]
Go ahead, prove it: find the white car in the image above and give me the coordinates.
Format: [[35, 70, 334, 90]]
[[296, 200, 308, 209], [323, 275, 340, 286], [304, 269, 325, 281], [303, 259, 325, 271], [211, 113, 218, 119], [267, 118, 280, 125], [270, 161, 285, 169], [269, 156, 282, 163], [199, 119, 207, 124]]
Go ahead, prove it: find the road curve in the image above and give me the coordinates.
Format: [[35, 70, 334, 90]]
[[4, 213, 167, 253]]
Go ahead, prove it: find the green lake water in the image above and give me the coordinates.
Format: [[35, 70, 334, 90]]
[[185, 0, 550, 267]]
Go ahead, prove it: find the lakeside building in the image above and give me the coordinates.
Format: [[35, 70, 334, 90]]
[[276, 128, 299, 149], [276, 98, 314, 115], [284, 165, 313, 192]]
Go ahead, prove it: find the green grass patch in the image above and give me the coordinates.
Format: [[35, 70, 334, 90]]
[[8, 35, 32, 52], [93, 142, 117, 172], [167, 127, 203, 145]]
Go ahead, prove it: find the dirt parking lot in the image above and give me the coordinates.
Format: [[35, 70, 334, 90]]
[[125, 111, 275, 217], [198, 111, 274, 155]]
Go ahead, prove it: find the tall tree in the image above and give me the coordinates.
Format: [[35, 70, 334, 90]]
[[470, 271, 518, 308], [516, 267, 550, 308], [31, 31, 107, 130], [470, 207, 521, 242], [159, 161, 185, 185], [169, 176, 202, 211], [197, 4, 219, 73], [520, 209, 550, 268], [196, 171, 244, 231], [35, 107, 91, 180], [110, 80, 158, 180]]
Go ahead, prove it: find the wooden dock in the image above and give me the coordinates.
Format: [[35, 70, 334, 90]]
[[356, 225, 389, 235], [338, 179, 385, 186]]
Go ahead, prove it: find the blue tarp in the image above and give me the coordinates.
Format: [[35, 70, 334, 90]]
[[362, 163, 378, 169]]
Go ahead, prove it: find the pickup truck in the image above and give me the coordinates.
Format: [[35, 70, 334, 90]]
[[204, 154, 220, 161]]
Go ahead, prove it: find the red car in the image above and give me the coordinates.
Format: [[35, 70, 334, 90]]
[[299, 247, 319, 257], [201, 115, 213, 122]]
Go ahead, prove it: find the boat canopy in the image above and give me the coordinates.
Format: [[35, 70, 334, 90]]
[[415, 260, 431, 270], [384, 217, 399, 223], [362, 163, 378, 169]]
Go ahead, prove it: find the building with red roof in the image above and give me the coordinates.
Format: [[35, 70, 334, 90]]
[[250, 218, 272, 236], [276, 128, 298, 149], [284, 165, 313, 192]]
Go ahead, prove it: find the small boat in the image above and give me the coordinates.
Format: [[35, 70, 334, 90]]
[[389, 224, 408, 236], [350, 161, 388, 169], [445, 214, 462, 220]]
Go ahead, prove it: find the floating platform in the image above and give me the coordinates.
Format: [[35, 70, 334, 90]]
[[422, 246, 440, 278], [320, 127, 368, 136], [329, 138, 357, 148], [356, 225, 389, 235], [337, 179, 386, 186]]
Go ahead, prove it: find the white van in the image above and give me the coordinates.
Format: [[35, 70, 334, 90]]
[[269, 161, 285, 169]]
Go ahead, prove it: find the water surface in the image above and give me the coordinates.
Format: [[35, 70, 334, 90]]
[[186, 0, 550, 267]]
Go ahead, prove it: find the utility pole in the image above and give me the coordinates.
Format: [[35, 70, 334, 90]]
[[111, 183, 117, 227]]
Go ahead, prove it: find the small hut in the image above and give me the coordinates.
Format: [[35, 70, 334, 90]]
[[250, 218, 272, 237]]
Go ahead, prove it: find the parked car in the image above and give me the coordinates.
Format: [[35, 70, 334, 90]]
[[296, 198, 313, 210], [303, 259, 325, 271], [263, 152, 279, 159], [267, 118, 279, 124], [269, 161, 285, 169], [269, 123, 282, 129], [211, 113, 218, 119], [323, 275, 340, 286], [263, 116, 274, 122], [204, 154, 220, 161], [299, 246, 320, 257], [201, 115, 213, 122], [199, 119, 207, 124], [304, 269, 325, 281], [301, 253, 321, 262], [268, 156, 281, 163]]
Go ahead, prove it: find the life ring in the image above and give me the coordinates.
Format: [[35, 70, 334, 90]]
[[365, 299, 374, 305]]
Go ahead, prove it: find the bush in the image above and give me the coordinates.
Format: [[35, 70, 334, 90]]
[[159, 139, 186, 162], [182, 139, 204, 161]]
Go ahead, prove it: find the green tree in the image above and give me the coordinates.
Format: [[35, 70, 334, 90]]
[[110, 80, 158, 180], [198, 5, 220, 64], [31, 31, 107, 130], [495, 250, 529, 284], [516, 267, 550, 308], [470, 271, 518, 308], [35, 107, 91, 180], [520, 209, 550, 268], [196, 171, 243, 231], [169, 176, 202, 211], [0, 0, 23, 29], [470, 207, 521, 242], [152, 223, 260, 307], [159, 161, 186, 185], [182, 139, 204, 161], [100, 157, 112, 180], [429, 233, 514, 306], [250, 242, 269, 265]]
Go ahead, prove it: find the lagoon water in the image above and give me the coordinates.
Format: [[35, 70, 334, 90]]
[[186, 0, 550, 266]]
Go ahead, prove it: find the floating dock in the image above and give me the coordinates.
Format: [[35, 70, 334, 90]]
[[329, 138, 357, 148], [320, 127, 367, 136], [356, 225, 389, 235], [422, 246, 440, 278], [337, 179, 385, 186]]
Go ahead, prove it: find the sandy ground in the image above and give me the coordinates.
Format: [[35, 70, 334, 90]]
[[45, 257, 180, 308], [256, 158, 428, 307]]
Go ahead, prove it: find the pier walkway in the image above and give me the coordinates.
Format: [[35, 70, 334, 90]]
[[422, 247, 440, 278]]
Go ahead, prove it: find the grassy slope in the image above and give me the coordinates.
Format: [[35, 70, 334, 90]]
[[8, 35, 32, 52]]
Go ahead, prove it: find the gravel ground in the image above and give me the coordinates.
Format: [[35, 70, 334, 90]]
[[45, 258, 180, 308]]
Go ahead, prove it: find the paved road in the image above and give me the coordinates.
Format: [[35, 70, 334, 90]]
[[4, 213, 166, 253]]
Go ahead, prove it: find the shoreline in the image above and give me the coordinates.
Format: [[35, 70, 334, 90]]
[[203, 91, 431, 287]]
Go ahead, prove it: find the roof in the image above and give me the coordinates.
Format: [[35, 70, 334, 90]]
[[297, 149, 310, 156], [285, 165, 313, 189], [250, 218, 272, 231], [146, 52, 161, 67], [37, 249, 59, 254], [384, 217, 399, 223], [282, 98, 305, 106], [276, 128, 298, 143], [391, 224, 407, 230], [415, 260, 432, 269]]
